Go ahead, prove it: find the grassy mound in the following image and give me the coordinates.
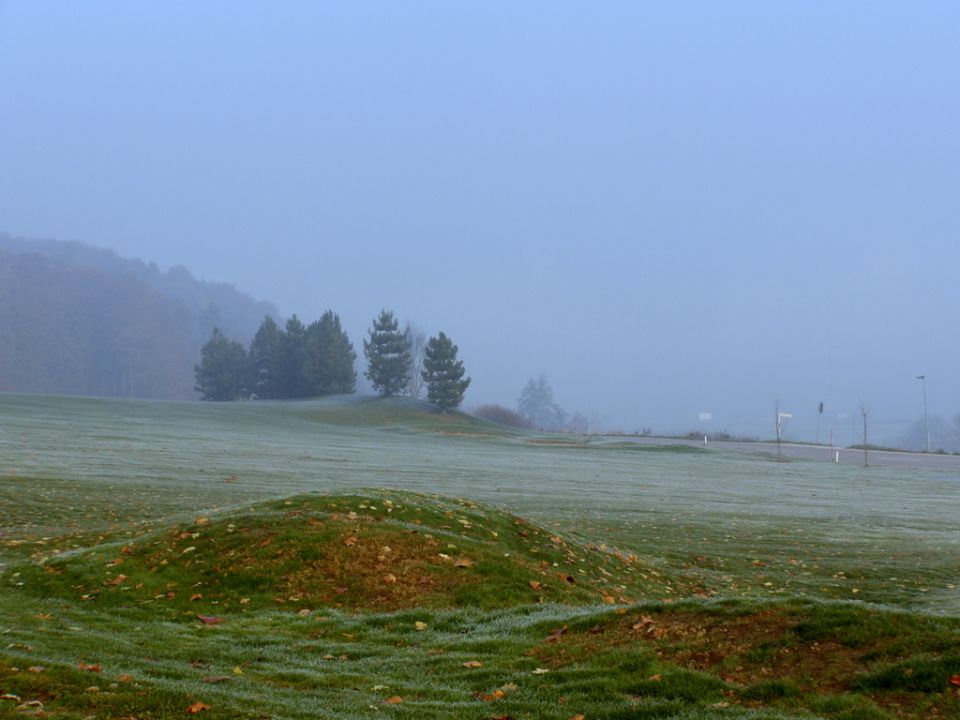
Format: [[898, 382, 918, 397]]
[[12, 491, 663, 616]]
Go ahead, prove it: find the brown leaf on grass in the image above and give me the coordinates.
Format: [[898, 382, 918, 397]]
[[454, 557, 474, 568], [384, 696, 403, 704], [78, 662, 101, 672], [344, 536, 358, 547], [191, 594, 203, 601], [116, 674, 132, 683], [186, 701, 211, 713], [569, 715, 586, 720], [194, 517, 209, 526], [631, 615, 655, 631], [529, 580, 542, 590], [105, 574, 128, 586], [545, 625, 568, 643], [26, 666, 45, 673], [475, 689, 506, 702], [588, 625, 605, 634], [950, 674, 960, 687], [647, 674, 662, 682], [196, 615, 224, 625], [463, 661, 483, 668], [382, 573, 397, 584]]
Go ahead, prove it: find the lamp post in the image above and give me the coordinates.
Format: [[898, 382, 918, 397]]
[[915, 375, 930, 453]]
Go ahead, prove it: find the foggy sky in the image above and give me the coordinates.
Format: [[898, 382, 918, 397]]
[[1, 2, 958, 441]]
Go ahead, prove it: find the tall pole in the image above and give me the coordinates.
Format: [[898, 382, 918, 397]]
[[916, 375, 930, 453]]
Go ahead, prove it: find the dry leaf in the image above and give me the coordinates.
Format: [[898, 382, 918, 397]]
[[186, 701, 211, 713], [116, 674, 132, 683], [196, 615, 224, 625], [194, 517, 209, 526], [647, 674, 662, 682], [454, 557, 474, 568], [26, 666, 45, 673], [384, 696, 403, 705], [950, 674, 960, 687], [382, 573, 397, 584], [545, 625, 568, 643], [78, 662, 101, 672], [201, 675, 232, 684], [344, 536, 358, 547], [529, 580, 542, 590], [463, 661, 482, 668], [414, 621, 428, 631], [569, 715, 586, 720], [532, 668, 550, 675]]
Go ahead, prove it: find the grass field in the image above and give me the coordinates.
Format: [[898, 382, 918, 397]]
[[1, 393, 959, 719]]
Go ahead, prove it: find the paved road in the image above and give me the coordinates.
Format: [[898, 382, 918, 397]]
[[607, 436, 960, 472]]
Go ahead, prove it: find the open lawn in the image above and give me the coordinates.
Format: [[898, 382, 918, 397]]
[[1, 393, 958, 719]]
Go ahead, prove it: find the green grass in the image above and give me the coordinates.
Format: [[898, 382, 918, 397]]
[[1, 393, 959, 719]]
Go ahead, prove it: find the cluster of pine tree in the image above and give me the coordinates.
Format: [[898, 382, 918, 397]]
[[363, 310, 470, 412], [194, 312, 356, 401], [196, 308, 471, 411]]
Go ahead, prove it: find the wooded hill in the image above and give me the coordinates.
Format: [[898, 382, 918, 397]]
[[0, 234, 277, 400]]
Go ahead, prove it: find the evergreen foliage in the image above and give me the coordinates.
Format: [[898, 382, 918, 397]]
[[247, 316, 284, 399], [305, 311, 356, 395], [194, 328, 248, 401], [363, 310, 412, 397], [278, 315, 310, 398], [422, 331, 470, 411]]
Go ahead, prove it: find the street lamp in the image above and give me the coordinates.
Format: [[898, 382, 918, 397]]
[[915, 375, 930, 453]]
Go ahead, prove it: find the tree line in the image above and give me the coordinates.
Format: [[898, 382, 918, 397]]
[[195, 309, 470, 411]]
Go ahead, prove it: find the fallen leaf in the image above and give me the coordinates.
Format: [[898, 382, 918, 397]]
[[78, 662, 101, 672], [647, 674, 662, 682], [116, 674, 132, 683], [532, 668, 550, 675], [232, 666, 244, 675], [202, 675, 232, 684], [196, 615, 224, 625], [382, 573, 397, 584], [454, 557, 474, 568], [191, 594, 203, 601], [463, 661, 483, 668], [569, 715, 586, 720], [26, 666, 45, 673], [194, 517, 209, 526], [476, 689, 506, 702], [529, 580, 542, 590], [384, 696, 403, 705], [186, 701, 211, 713], [414, 621, 428, 631], [950, 674, 960, 687], [344, 536, 358, 547], [545, 625, 568, 643]]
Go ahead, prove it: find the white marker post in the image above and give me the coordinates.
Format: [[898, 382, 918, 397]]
[[698, 412, 712, 445]]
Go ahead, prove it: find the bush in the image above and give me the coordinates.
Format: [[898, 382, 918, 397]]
[[473, 404, 530, 428]]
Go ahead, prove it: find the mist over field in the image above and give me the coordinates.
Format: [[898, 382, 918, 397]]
[[1, 2, 959, 443]]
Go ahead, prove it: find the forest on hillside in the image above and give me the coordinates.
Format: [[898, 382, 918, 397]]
[[0, 234, 277, 399]]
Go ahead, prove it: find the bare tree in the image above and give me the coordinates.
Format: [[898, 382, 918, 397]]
[[403, 321, 428, 399]]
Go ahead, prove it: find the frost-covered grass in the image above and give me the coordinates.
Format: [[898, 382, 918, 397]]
[[1, 393, 959, 718]]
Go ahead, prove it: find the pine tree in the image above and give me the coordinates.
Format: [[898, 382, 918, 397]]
[[421, 331, 470, 412], [363, 310, 412, 396], [305, 310, 357, 395], [278, 315, 309, 398], [247, 315, 284, 399], [194, 328, 248, 401]]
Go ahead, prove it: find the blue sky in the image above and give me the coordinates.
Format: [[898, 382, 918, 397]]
[[1, 2, 958, 439]]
